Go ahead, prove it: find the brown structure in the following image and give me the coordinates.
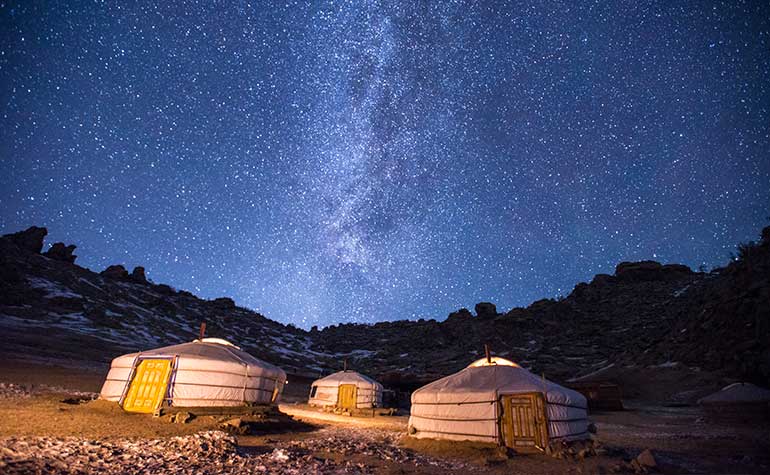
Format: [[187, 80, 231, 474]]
[[565, 381, 624, 411]]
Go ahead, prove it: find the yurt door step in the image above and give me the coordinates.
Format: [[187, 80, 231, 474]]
[[338, 384, 357, 409], [122, 358, 173, 413], [501, 393, 548, 453]]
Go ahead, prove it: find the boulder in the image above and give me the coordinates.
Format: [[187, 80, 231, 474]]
[[3, 226, 47, 253], [475, 302, 497, 318], [528, 298, 555, 310], [661, 263, 693, 275], [446, 308, 473, 322], [130, 266, 147, 283], [43, 243, 77, 263], [615, 261, 692, 282], [101, 265, 129, 279], [615, 261, 663, 280], [220, 417, 248, 434], [590, 273, 616, 286], [155, 284, 176, 295], [212, 297, 236, 308], [172, 412, 194, 424], [570, 282, 591, 301], [636, 449, 657, 469]]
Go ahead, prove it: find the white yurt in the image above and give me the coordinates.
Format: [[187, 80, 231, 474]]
[[408, 357, 589, 452], [100, 338, 287, 413], [698, 382, 770, 421], [308, 370, 384, 410]]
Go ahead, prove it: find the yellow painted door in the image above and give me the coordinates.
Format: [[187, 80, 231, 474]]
[[337, 384, 357, 409], [122, 359, 173, 413], [502, 393, 548, 452]]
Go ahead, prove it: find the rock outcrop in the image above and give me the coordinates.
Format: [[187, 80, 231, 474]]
[[211, 297, 236, 309], [100, 265, 129, 279], [474, 302, 497, 318], [130, 266, 147, 284], [615, 260, 693, 282], [446, 308, 473, 322], [4, 226, 47, 253], [43, 243, 77, 263]]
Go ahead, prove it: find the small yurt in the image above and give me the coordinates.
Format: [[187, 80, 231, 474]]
[[698, 382, 770, 422], [100, 338, 287, 413], [308, 370, 384, 410], [408, 356, 589, 452]]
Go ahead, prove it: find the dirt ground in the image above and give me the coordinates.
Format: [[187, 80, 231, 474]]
[[1, 360, 769, 474]]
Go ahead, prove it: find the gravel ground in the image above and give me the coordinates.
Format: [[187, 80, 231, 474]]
[[0, 382, 98, 400], [0, 426, 471, 475]]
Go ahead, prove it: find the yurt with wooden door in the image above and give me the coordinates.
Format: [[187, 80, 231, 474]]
[[408, 356, 589, 452], [100, 338, 287, 413], [308, 370, 384, 410]]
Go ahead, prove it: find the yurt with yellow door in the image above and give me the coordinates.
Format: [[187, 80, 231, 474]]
[[408, 357, 589, 452], [99, 338, 287, 413], [308, 370, 384, 410]]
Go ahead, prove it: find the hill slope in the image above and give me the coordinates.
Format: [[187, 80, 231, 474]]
[[1, 225, 768, 393]]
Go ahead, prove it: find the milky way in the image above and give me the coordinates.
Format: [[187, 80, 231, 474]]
[[1, 1, 769, 327]]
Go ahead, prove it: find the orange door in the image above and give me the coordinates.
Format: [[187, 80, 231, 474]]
[[337, 384, 357, 409], [122, 359, 173, 413]]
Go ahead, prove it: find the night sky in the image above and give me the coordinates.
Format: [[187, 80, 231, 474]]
[[1, 1, 769, 328]]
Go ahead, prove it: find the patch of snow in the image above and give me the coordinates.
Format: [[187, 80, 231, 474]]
[[651, 361, 679, 368], [673, 285, 690, 297], [78, 277, 105, 292], [569, 362, 615, 382], [27, 277, 82, 299], [269, 448, 290, 462]]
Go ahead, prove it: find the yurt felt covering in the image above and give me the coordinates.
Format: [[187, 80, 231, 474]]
[[100, 338, 287, 407], [409, 359, 588, 444], [308, 370, 384, 408]]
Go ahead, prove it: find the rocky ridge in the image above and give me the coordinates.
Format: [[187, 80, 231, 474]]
[[1, 225, 768, 391], [0, 227, 327, 376]]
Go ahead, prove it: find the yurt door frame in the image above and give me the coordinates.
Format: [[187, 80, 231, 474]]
[[500, 392, 548, 452], [338, 384, 357, 409], [120, 355, 176, 414]]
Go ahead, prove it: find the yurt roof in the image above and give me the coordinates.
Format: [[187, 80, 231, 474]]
[[467, 356, 520, 368], [115, 338, 285, 377], [699, 382, 770, 405], [413, 361, 586, 408], [314, 370, 381, 387]]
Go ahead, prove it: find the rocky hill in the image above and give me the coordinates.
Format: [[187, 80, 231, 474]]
[[0, 227, 326, 376], [1, 225, 768, 394]]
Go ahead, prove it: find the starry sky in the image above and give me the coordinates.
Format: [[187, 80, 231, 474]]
[[1, 1, 769, 328]]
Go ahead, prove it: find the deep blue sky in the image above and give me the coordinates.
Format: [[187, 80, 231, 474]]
[[1, 1, 769, 328]]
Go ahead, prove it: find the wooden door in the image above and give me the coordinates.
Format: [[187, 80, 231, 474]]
[[122, 359, 173, 413], [337, 384, 357, 409], [501, 392, 548, 452]]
